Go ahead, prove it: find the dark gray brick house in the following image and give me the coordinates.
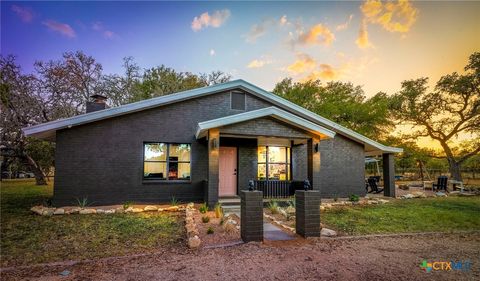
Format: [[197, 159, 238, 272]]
[[23, 80, 401, 206]]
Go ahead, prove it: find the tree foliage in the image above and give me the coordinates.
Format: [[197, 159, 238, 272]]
[[1, 52, 231, 184], [391, 52, 480, 180], [273, 78, 394, 139]]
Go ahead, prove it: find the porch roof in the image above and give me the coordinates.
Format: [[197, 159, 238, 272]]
[[195, 107, 336, 139]]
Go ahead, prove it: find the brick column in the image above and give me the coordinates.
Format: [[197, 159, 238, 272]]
[[382, 153, 396, 197], [295, 190, 321, 237], [240, 190, 263, 242], [207, 129, 219, 208]]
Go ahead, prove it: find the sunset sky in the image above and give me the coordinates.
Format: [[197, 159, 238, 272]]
[[2, 1, 479, 97]]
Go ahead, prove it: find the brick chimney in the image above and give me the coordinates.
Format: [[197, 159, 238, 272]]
[[86, 94, 109, 113]]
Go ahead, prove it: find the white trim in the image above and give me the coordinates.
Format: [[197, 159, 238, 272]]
[[195, 107, 336, 139], [22, 79, 402, 153]]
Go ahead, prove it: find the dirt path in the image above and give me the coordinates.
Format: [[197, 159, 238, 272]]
[[1, 233, 479, 281]]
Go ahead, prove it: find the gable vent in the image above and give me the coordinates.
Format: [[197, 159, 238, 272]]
[[231, 91, 246, 110]]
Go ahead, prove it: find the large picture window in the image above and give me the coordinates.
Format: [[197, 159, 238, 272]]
[[257, 146, 291, 181], [144, 143, 191, 180]]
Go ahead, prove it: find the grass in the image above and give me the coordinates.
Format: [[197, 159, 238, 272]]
[[322, 197, 480, 235], [0, 179, 185, 267]]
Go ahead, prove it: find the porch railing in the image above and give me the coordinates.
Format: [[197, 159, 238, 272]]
[[254, 180, 292, 198]]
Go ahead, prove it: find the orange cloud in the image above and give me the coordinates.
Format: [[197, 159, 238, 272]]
[[11, 5, 34, 23], [304, 64, 341, 81], [191, 10, 230, 32], [287, 54, 316, 74], [360, 0, 418, 33], [247, 59, 272, 68], [356, 19, 373, 49], [298, 24, 335, 46]]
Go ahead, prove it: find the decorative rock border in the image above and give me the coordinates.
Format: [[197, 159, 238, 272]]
[[30, 205, 184, 216], [320, 198, 389, 211], [185, 203, 201, 249]]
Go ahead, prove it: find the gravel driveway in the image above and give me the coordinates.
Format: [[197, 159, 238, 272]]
[[1, 232, 478, 281]]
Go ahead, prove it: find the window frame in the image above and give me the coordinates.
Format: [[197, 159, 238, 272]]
[[257, 146, 291, 181], [143, 142, 192, 182]]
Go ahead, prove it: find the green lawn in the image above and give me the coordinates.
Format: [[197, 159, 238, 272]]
[[0, 179, 185, 267], [322, 196, 480, 235]]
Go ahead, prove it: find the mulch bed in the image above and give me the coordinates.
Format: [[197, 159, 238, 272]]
[[192, 206, 241, 247]]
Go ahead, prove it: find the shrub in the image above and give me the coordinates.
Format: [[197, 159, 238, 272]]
[[207, 227, 214, 234], [199, 203, 208, 214], [219, 217, 225, 225], [76, 197, 90, 208], [349, 194, 360, 202], [267, 199, 279, 214], [287, 198, 295, 209], [123, 201, 133, 210], [214, 203, 223, 218], [333, 194, 338, 202], [202, 216, 210, 223], [170, 196, 179, 206]]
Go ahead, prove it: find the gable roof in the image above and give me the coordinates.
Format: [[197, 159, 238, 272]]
[[195, 107, 336, 139], [22, 79, 402, 154]]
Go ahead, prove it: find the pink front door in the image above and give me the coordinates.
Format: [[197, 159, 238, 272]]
[[219, 147, 237, 197]]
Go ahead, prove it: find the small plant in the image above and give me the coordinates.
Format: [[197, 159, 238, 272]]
[[333, 194, 338, 202], [123, 201, 133, 210], [287, 199, 295, 209], [76, 197, 90, 208], [207, 226, 214, 234], [202, 216, 210, 223], [267, 199, 279, 214], [170, 196, 179, 206], [219, 217, 225, 225], [214, 203, 223, 218], [199, 202, 208, 214], [349, 194, 360, 202]]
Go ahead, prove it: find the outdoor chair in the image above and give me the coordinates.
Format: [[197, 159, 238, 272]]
[[432, 176, 448, 192], [367, 177, 384, 194]]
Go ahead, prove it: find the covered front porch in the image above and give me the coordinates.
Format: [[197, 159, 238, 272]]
[[195, 107, 335, 206]]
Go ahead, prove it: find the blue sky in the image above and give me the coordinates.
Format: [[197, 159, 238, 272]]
[[2, 1, 480, 96]]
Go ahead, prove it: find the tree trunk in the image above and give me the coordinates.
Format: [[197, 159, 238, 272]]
[[20, 154, 47, 185], [447, 158, 462, 181]]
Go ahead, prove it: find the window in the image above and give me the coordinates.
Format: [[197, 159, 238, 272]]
[[231, 91, 246, 110], [144, 143, 191, 180], [257, 146, 291, 181]]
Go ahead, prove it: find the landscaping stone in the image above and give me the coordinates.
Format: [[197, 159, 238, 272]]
[[105, 209, 115, 214], [96, 209, 105, 214], [401, 194, 414, 199], [144, 205, 158, 211], [70, 208, 81, 214], [412, 191, 426, 198], [377, 199, 389, 204], [53, 208, 65, 215], [30, 206, 43, 215], [320, 228, 337, 237], [435, 192, 447, 197], [188, 235, 201, 248], [132, 208, 143, 213], [124, 207, 134, 213], [42, 209, 54, 216], [79, 209, 96, 214], [165, 206, 180, 212]]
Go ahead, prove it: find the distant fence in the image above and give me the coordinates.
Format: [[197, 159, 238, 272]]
[[366, 168, 480, 180]]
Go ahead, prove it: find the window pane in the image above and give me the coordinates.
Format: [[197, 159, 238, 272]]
[[144, 162, 166, 179], [268, 164, 287, 180], [268, 147, 287, 163], [178, 163, 191, 180], [258, 146, 267, 163], [168, 162, 191, 180], [257, 164, 267, 180], [169, 144, 191, 162], [144, 143, 166, 161]]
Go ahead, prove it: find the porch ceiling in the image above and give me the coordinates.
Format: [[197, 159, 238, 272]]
[[195, 107, 336, 140]]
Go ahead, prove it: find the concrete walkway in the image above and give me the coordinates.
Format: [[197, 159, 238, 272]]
[[263, 222, 295, 241]]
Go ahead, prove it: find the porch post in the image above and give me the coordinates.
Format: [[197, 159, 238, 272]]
[[382, 153, 396, 197], [207, 129, 220, 207], [307, 138, 321, 191]]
